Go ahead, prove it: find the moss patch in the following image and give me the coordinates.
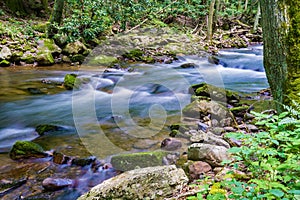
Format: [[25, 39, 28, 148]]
[[9, 141, 46, 160], [64, 73, 77, 90]]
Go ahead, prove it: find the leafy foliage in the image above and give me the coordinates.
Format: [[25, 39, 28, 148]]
[[188, 108, 300, 199]]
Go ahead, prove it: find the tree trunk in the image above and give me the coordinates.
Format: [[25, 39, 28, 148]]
[[260, 0, 288, 112], [48, 0, 65, 38], [4, 0, 27, 15], [286, 0, 300, 104], [207, 0, 216, 43], [253, 2, 260, 32]]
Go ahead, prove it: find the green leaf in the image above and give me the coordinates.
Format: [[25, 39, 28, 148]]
[[288, 190, 300, 195], [227, 147, 242, 154], [269, 189, 285, 197]]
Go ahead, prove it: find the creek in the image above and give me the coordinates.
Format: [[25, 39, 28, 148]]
[[0, 45, 267, 199]]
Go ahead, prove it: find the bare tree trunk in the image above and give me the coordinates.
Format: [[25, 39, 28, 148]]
[[253, 2, 260, 32], [207, 0, 216, 43]]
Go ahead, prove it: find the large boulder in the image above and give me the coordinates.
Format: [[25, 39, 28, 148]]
[[78, 165, 188, 200], [110, 151, 170, 171], [188, 143, 229, 167], [21, 51, 35, 64], [182, 99, 229, 121], [190, 130, 231, 149], [9, 141, 47, 160], [63, 41, 87, 55], [36, 51, 55, 66], [0, 46, 12, 60], [37, 39, 62, 56]]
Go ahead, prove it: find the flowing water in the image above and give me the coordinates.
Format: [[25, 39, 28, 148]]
[[0, 45, 267, 199]]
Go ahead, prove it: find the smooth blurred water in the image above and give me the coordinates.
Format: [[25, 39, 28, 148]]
[[0, 46, 268, 153]]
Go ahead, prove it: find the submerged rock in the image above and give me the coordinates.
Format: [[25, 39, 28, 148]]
[[42, 178, 74, 191], [78, 165, 188, 200], [35, 124, 60, 136], [9, 141, 47, 160], [161, 138, 182, 151]]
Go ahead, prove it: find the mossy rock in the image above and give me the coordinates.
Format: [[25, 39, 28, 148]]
[[35, 124, 60, 136], [0, 60, 10, 67], [63, 41, 87, 55], [64, 73, 77, 90], [9, 141, 46, 160], [230, 105, 250, 117], [36, 52, 55, 66], [189, 83, 240, 103], [88, 55, 118, 66], [122, 49, 144, 60], [110, 151, 169, 171], [70, 54, 86, 64], [21, 52, 35, 64]]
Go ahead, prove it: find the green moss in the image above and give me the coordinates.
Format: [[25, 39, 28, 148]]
[[0, 60, 10, 66], [36, 52, 54, 66], [110, 151, 169, 171], [64, 73, 77, 90], [35, 124, 59, 135], [9, 141, 45, 160], [88, 55, 118, 66], [71, 54, 85, 64]]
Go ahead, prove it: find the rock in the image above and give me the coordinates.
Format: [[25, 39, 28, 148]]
[[211, 127, 225, 136], [189, 83, 239, 103], [122, 49, 144, 60], [224, 126, 236, 132], [190, 130, 230, 149], [71, 156, 96, 167], [9, 141, 47, 160], [35, 124, 60, 136], [53, 151, 70, 164], [198, 122, 209, 132], [188, 161, 212, 180], [133, 139, 159, 149], [188, 143, 229, 167], [37, 39, 62, 56], [183, 99, 229, 121], [36, 51, 55, 66], [88, 55, 118, 66], [11, 51, 23, 63], [0, 60, 10, 67], [110, 151, 169, 171], [27, 87, 45, 95], [21, 51, 35, 64], [42, 178, 74, 191], [208, 56, 220, 65], [230, 106, 250, 117], [237, 124, 259, 132], [0, 177, 27, 196], [179, 63, 197, 68], [64, 73, 77, 90], [78, 165, 188, 200], [0, 46, 12, 60], [63, 41, 87, 55], [70, 54, 85, 64], [161, 138, 182, 151]]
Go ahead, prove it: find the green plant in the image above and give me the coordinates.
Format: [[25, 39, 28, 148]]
[[188, 108, 300, 199]]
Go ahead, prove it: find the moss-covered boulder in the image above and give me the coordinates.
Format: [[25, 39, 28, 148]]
[[110, 151, 170, 171], [37, 39, 62, 56], [35, 124, 61, 136], [189, 83, 240, 103], [63, 41, 87, 55], [9, 141, 47, 160], [36, 51, 55, 66], [70, 54, 85, 64], [122, 49, 144, 60], [63, 73, 77, 90], [88, 55, 118, 66], [78, 165, 188, 200], [0, 60, 10, 67], [21, 51, 35, 64]]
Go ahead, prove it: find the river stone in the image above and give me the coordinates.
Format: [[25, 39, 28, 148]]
[[21, 51, 35, 64], [110, 151, 169, 171], [188, 143, 229, 167], [190, 130, 230, 149], [64, 73, 77, 90], [0, 46, 12, 60], [188, 161, 212, 180], [161, 138, 182, 151], [189, 83, 239, 103], [37, 39, 62, 56], [78, 165, 188, 200], [36, 51, 55, 66], [42, 178, 74, 191], [182, 99, 229, 120], [35, 124, 60, 135], [63, 40, 87, 55], [88, 55, 118, 66], [9, 141, 47, 160]]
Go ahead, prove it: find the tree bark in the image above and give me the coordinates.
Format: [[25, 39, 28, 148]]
[[260, 0, 288, 112], [48, 0, 65, 38], [253, 2, 260, 32], [207, 0, 216, 43]]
